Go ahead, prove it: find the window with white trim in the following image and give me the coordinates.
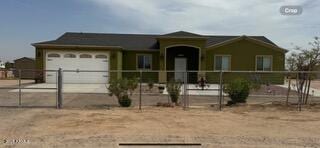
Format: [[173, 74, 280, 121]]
[[64, 54, 76, 58], [137, 54, 152, 70], [48, 53, 60, 58], [256, 55, 272, 71], [215, 55, 231, 71], [80, 54, 92, 58], [95, 55, 108, 59]]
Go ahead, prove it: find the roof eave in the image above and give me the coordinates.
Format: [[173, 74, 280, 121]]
[[32, 44, 123, 50]]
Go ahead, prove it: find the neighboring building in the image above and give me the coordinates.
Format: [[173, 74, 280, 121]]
[[0, 60, 5, 79], [13, 57, 36, 79], [0, 60, 14, 79], [32, 31, 287, 84]]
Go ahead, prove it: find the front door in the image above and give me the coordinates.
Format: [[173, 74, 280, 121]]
[[174, 58, 187, 82]]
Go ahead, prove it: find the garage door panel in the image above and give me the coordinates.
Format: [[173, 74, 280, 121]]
[[45, 51, 109, 84], [46, 58, 60, 83], [78, 72, 107, 83]]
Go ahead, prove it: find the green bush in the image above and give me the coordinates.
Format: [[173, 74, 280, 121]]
[[224, 78, 251, 104], [108, 78, 138, 107], [166, 80, 182, 105], [118, 95, 132, 107]]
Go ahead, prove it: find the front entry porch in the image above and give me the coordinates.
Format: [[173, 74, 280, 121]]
[[165, 46, 200, 83]]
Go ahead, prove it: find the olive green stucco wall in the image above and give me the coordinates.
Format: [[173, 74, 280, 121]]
[[35, 48, 44, 70], [205, 39, 285, 84], [122, 51, 159, 82]]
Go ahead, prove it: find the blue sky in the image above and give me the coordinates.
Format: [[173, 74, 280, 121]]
[[0, 0, 319, 61]]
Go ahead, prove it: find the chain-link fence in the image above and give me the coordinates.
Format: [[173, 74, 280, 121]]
[[60, 70, 320, 111], [0, 69, 58, 107], [1, 69, 319, 111]]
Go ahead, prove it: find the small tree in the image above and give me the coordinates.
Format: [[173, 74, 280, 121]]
[[108, 78, 138, 107], [286, 37, 320, 106], [5, 61, 14, 69], [166, 79, 182, 105]]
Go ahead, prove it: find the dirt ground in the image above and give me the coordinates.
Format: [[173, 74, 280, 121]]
[[1, 80, 320, 147], [0, 105, 320, 148]]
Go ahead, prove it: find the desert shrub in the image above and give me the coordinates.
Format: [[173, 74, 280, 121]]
[[166, 80, 182, 105], [128, 77, 139, 95], [224, 78, 251, 104], [108, 78, 138, 107]]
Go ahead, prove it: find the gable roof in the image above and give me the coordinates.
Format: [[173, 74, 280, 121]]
[[205, 35, 276, 46], [14, 57, 35, 62], [161, 31, 204, 38], [32, 31, 284, 52], [207, 35, 287, 53]]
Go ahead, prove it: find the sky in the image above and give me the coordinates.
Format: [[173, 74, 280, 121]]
[[0, 0, 319, 62]]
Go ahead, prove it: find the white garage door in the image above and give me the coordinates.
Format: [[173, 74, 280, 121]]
[[45, 51, 109, 84]]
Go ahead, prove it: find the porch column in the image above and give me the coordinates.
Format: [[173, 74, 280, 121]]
[[159, 50, 166, 83], [198, 51, 205, 80]]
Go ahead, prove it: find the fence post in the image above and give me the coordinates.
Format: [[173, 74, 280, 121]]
[[18, 69, 22, 107], [186, 71, 189, 108], [139, 70, 142, 110], [219, 70, 223, 111], [297, 72, 301, 111], [57, 68, 63, 109], [183, 71, 187, 110]]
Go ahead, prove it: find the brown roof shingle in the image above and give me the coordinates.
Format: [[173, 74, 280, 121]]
[[33, 31, 278, 50]]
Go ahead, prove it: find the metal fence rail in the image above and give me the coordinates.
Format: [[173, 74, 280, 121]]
[[1, 69, 320, 111]]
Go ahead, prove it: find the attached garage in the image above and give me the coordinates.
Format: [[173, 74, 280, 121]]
[[45, 50, 109, 84]]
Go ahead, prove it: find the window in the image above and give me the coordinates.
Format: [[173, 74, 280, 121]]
[[256, 55, 272, 71], [48, 53, 60, 58], [80, 54, 92, 58], [214, 55, 231, 71], [95, 55, 108, 59], [137, 54, 152, 70], [64, 54, 76, 58]]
